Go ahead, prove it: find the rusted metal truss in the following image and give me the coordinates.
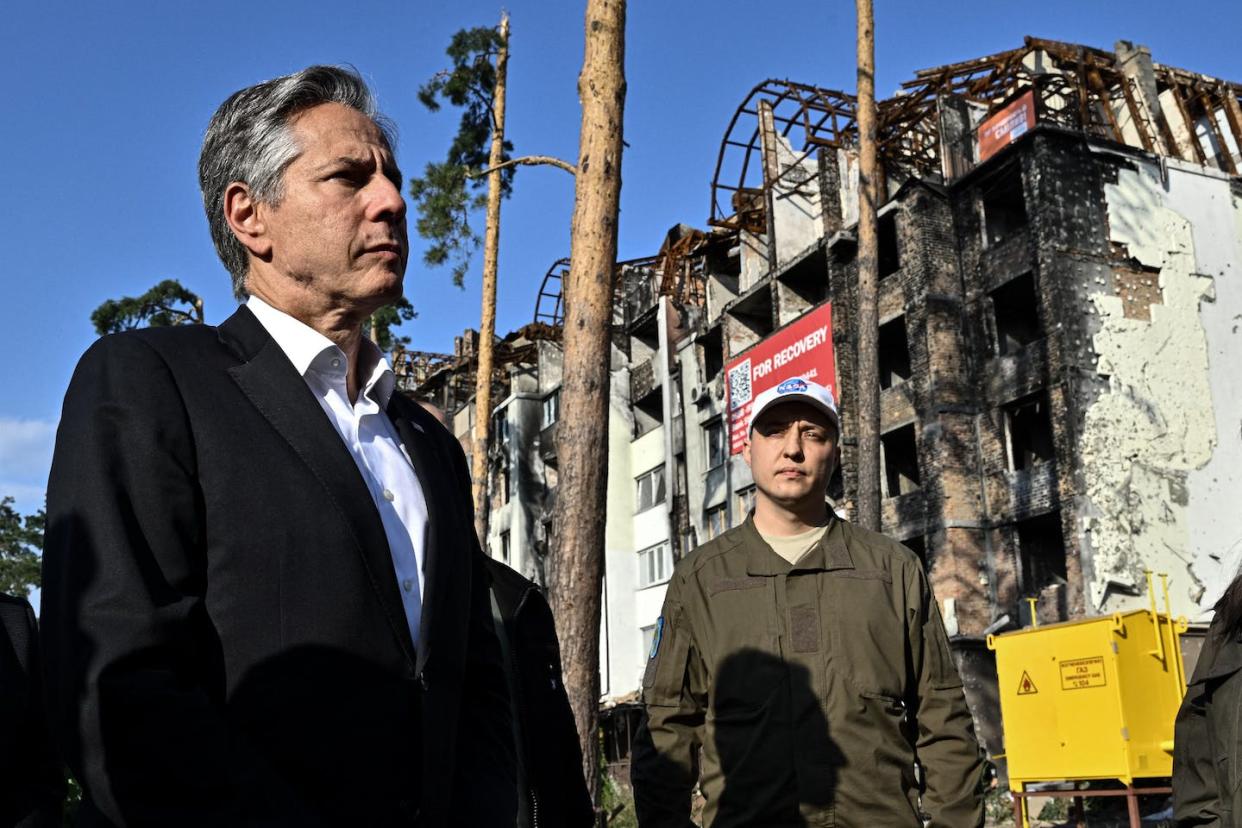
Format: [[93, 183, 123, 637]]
[[709, 36, 1242, 228], [397, 322, 564, 399], [534, 257, 570, 327], [391, 348, 457, 391], [532, 242, 710, 328], [711, 80, 857, 230]]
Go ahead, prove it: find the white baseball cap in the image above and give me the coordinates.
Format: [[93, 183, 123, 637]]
[[747, 377, 840, 435]]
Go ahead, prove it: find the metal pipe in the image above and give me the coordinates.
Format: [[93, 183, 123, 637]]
[[1146, 570, 1165, 664], [1160, 573, 1186, 691]]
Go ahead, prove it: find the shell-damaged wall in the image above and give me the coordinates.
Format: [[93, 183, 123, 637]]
[[1085, 155, 1242, 619]]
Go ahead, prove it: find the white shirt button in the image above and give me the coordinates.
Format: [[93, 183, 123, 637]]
[[402, 579, 414, 592], [383, 489, 395, 502]]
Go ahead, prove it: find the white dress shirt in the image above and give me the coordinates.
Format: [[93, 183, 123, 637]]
[[247, 296, 429, 649]]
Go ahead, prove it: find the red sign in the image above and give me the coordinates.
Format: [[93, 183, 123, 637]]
[[725, 302, 835, 454], [977, 90, 1036, 163]]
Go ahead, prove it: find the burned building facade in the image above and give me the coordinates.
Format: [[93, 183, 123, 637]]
[[406, 38, 1242, 713]]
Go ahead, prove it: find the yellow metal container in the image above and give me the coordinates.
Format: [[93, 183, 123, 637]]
[[987, 575, 1189, 787]]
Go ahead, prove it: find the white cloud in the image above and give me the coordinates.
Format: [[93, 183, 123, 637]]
[[0, 417, 57, 513]]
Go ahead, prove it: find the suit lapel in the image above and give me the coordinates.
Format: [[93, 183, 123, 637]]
[[218, 306, 418, 666], [386, 394, 460, 675]]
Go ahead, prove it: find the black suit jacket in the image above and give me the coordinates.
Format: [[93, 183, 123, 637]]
[[41, 306, 515, 826], [0, 593, 64, 827]]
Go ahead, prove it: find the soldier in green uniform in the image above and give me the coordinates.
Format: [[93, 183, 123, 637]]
[[630, 377, 984, 827]]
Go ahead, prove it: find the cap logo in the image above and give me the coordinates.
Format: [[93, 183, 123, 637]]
[[776, 378, 808, 394]]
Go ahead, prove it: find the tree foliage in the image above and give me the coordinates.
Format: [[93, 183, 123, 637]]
[[409, 25, 515, 287], [91, 279, 204, 336], [0, 496, 44, 598], [371, 297, 418, 352]]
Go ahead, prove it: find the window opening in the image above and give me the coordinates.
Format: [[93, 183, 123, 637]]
[[704, 504, 728, 540], [881, 424, 921, 497], [735, 485, 757, 519], [638, 541, 673, 588], [878, 315, 912, 390], [1004, 392, 1054, 471], [542, 389, 560, 428], [990, 273, 1041, 355], [705, 419, 727, 470], [981, 168, 1028, 247], [878, 213, 900, 278], [635, 466, 667, 513], [1016, 512, 1067, 597]]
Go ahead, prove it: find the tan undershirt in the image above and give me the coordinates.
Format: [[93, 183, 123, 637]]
[[758, 522, 830, 565]]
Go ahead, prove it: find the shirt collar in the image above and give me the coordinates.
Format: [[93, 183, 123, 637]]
[[743, 512, 854, 575], [246, 295, 396, 408]]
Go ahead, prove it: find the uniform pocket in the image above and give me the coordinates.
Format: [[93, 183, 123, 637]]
[[824, 570, 906, 699]]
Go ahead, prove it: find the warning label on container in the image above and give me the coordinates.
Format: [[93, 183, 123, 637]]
[[1017, 671, 1038, 695], [1060, 656, 1107, 690]]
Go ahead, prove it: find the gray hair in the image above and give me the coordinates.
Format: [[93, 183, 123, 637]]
[[198, 65, 398, 300]]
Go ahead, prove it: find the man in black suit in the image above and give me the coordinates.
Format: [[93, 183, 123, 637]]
[[41, 66, 515, 826], [0, 592, 64, 827]]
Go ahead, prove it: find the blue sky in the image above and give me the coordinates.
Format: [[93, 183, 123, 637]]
[[2, 0, 1240, 521]]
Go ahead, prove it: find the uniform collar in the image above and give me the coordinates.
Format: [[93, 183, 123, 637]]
[[246, 295, 395, 408], [742, 512, 854, 576]]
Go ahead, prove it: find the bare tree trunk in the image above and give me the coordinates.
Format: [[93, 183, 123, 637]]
[[854, 0, 881, 531], [548, 0, 626, 806], [470, 12, 510, 547]]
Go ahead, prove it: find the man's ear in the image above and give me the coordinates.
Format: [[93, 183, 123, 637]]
[[742, 436, 752, 468], [223, 182, 272, 260]]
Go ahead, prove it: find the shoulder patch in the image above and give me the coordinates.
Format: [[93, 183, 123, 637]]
[[648, 615, 665, 659]]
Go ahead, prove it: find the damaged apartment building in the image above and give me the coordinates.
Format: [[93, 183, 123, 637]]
[[402, 38, 1242, 738]]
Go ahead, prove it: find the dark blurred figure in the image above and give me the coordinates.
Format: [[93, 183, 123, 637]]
[[487, 559, 595, 827], [0, 593, 64, 827], [1174, 573, 1242, 826]]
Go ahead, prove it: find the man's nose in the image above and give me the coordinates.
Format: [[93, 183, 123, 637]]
[[368, 175, 407, 222], [781, 428, 804, 458]]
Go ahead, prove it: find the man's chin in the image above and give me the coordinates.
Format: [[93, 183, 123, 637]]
[[761, 486, 822, 510]]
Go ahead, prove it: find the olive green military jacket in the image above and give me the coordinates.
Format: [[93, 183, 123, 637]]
[[630, 515, 984, 828], [1173, 615, 1242, 827]]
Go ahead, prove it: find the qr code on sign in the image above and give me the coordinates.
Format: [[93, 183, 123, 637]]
[[727, 360, 752, 411]]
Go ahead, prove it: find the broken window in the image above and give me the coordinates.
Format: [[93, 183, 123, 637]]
[[735, 485, 757, 519], [1004, 392, 1054, 471], [700, 325, 724, 382], [542, 389, 560, 428], [879, 315, 912, 390], [777, 245, 829, 311], [980, 166, 1028, 247], [990, 273, 1042, 356], [492, 465, 511, 510], [633, 389, 664, 438], [1016, 512, 1067, 597], [704, 504, 728, 540], [705, 419, 727, 470], [878, 213, 900, 278], [495, 411, 511, 446], [726, 284, 775, 351], [635, 466, 666, 513], [881, 424, 921, 497]]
